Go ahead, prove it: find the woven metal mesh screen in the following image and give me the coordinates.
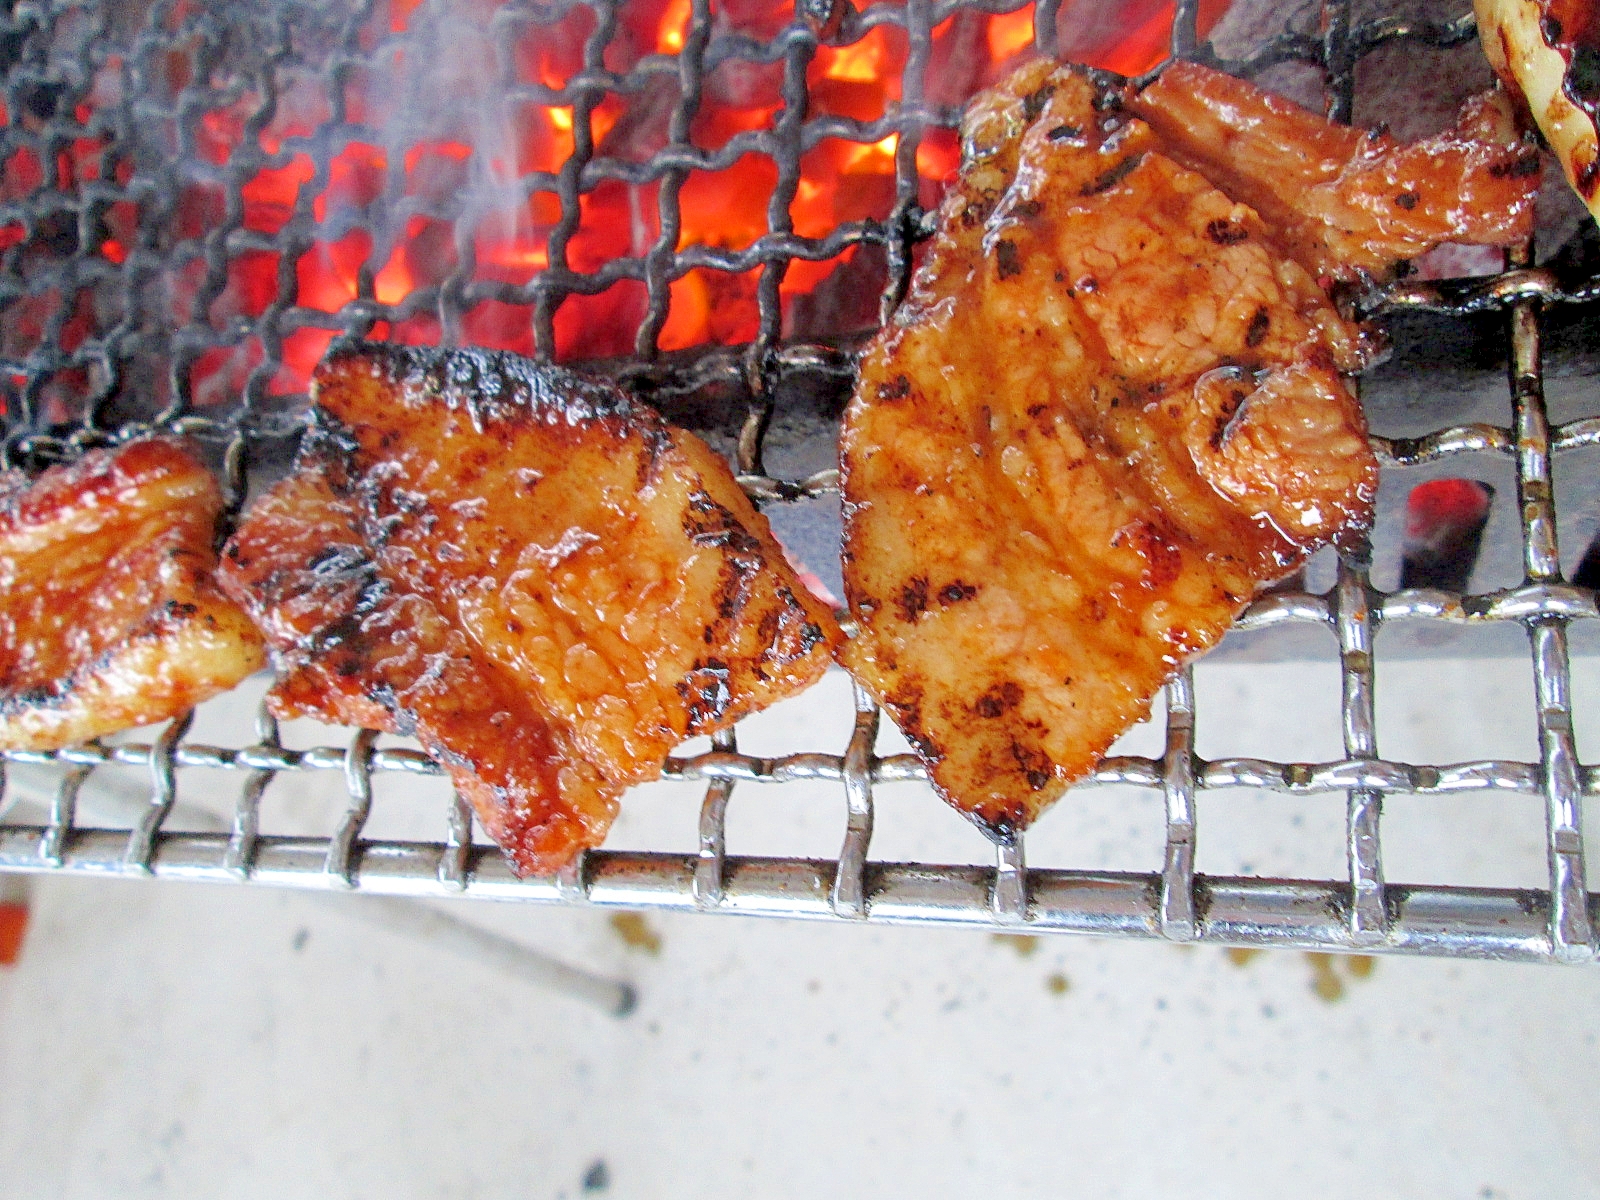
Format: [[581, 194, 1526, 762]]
[[0, 0, 1039, 474], [1, 0, 1544, 473]]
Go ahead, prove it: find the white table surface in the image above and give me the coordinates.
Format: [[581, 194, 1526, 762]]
[[0, 656, 1596, 1199]]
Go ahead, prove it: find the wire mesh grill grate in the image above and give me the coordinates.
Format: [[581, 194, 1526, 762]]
[[0, 0, 1595, 962]]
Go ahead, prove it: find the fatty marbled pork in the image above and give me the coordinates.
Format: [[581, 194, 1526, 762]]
[[220, 343, 841, 875], [840, 60, 1539, 840], [0, 437, 265, 749]]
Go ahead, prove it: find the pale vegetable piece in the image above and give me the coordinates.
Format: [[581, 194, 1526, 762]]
[[1476, 0, 1600, 222]]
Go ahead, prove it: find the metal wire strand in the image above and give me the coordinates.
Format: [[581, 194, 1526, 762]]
[[326, 728, 379, 887], [439, 791, 475, 892], [124, 711, 192, 873], [693, 725, 737, 909], [1506, 276, 1594, 961], [225, 700, 282, 879], [831, 680, 880, 919], [41, 763, 90, 868], [1158, 670, 1198, 941]]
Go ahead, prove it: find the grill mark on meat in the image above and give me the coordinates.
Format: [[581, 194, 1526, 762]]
[[961, 197, 998, 228], [876, 374, 912, 400], [1112, 519, 1185, 590], [897, 575, 930, 622], [995, 238, 1022, 278], [678, 658, 733, 727], [1081, 152, 1144, 195], [1022, 82, 1056, 122], [1008, 738, 1054, 791], [1209, 389, 1249, 450], [1488, 152, 1542, 178], [1205, 217, 1249, 245], [974, 681, 1023, 718], [1245, 306, 1271, 347]]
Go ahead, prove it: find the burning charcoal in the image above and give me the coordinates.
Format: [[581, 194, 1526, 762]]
[[701, 52, 784, 112], [597, 83, 681, 163], [926, 11, 996, 110], [799, 0, 849, 41], [784, 242, 889, 340], [1399, 479, 1494, 592]]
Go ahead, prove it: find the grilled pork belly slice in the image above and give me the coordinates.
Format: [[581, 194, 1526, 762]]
[[219, 342, 842, 876], [841, 55, 1542, 841], [0, 437, 266, 750], [1130, 60, 1541, 283], [1476, 0, 1600, 223]]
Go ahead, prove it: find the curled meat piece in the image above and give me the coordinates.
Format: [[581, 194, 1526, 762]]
[[1129, 60, 1542, 282]]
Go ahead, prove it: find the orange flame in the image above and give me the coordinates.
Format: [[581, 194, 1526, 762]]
[[657, 0, 692, 53], [987, 9, 1035, 61]]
